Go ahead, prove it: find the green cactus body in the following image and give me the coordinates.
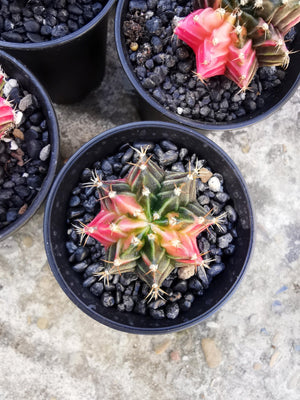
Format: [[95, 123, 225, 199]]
[[75, 147, 226, 301]]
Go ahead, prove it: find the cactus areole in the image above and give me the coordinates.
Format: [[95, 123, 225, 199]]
[[74, 146, 227, 302], [174, 0, 300, 90]]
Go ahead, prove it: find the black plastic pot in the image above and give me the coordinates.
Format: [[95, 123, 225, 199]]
[[115, 0, 300, 131], [0, 0, 116, 104], [0, 50, 59, 241], [44, 121, 254, 334]]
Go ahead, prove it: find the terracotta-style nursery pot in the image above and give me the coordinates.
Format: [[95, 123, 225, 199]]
[[43, 121, 254, 334], [115, 0, 300, 131], [0, 0, 116, 104], [0, 50, 59, 241]]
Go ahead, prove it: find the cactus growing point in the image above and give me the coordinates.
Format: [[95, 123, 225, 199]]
[[74, 147, 227, 301], [174, 0, 300, 90]]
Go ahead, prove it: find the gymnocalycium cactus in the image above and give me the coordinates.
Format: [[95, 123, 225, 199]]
[[0, 70, 15, 139], [174, 0, 300, 90], [74, 146, 226, 301]]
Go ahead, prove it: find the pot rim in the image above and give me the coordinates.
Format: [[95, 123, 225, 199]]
[[44, 121, 254, 334], [115, 0, 300, 131], [0, 0, 116, 50], [0, 49, 60, 241]]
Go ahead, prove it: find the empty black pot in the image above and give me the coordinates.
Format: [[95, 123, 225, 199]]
[[0, 50, 59, 241], [115, 0, 300, 130], [0, 0, 116, 104], [44, 121, 254, 334]]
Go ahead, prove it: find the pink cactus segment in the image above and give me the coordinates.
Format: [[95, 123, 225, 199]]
[[174, 8, 225, 51], [195, 40, 227, 79], [85, 210, 127, 248], [156, 227, 203, 264], [110, 193, 146, 217], [0, 97, 15, 139], [226, 40, 258, 90], [116, 215, 148, 232], [181, 215, 214, 238], [121, 233, 143, 252], [210, 13, 236, 50]]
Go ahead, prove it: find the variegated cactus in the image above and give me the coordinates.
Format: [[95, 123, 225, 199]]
[[74, 147, 226, 301], [0, 70, 15, 139], [174, 0, 300, 90]]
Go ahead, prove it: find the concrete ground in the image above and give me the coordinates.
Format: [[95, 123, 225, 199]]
[[1, 14, 299, 400]]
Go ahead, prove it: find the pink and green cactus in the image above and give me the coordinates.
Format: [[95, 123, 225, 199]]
[[174, 0, 300, 90], [74, 146, 226, 301], [0, 70, 15, 139]]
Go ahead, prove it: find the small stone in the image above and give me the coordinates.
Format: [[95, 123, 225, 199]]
[[39, 144, 51, 161], [253, 362, 262, 371], [160, 140, 177, 151], [154, 339, 172, 354], [201, 338, 222, 368], [199, 168, 213, 183], [217, 233, 233, 249], [90, 282, 104, 297], [26, 139, 42, 159], [208, 176, 221, 192], [269, 351, 281, 367], [37, 317, 49, 330], [13, 129, 24, 140], [101, 292, 115, 308], [74, 247, 89, 262], [51, 24, 69, 38], [159, 150, 178, 166], [178, 265, 195, 280], [170, 351, 181, 361], [22, 235, 33, 248], [165, 303, 179, 319], [3, 79, 19, 97]]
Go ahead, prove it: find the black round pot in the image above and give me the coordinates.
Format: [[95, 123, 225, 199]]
[[115, 0, 300, 131], [0, 50, 59, 241], [0, 0, 116, 104], [44, 121, 254, 334]]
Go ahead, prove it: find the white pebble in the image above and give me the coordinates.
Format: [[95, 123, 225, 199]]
[[177, 107, 183, 115], [208, 176, 221, 192], [22, 172, 29, 178], [3, 79, 18, 97], [14, 111, 24, 126], [39, 144, 51, 161], [18, 94, 34, 112], [9, 140, 18, 150], [145, 11, 154, 19]]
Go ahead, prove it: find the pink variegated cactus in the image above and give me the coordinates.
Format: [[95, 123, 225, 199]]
[[0, 70, 15, 139], [174, 0, 300, 90], [74, 147, 226, 301]]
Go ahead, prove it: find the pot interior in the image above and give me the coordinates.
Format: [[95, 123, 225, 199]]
[[0, 50, 59, 241], [46, 123, 253, 333], [116, 0, 300, 129]]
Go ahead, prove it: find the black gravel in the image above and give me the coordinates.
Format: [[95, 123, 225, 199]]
[[65, 140, 238, 320], [122, 0, 295, 123], [0, 71, 51, 230], [0, 0, 107, 43]]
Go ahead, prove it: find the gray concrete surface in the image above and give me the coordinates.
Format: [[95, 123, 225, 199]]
[[1, 14, 300, 400]]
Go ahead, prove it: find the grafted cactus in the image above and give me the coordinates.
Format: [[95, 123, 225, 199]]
[[74, 147, 226, 301], [0, 70, 15, 139], [174, 0, 300, 90]]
